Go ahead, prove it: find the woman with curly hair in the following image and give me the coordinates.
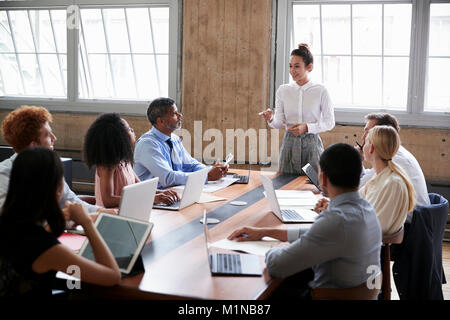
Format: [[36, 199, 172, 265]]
[[83, 113, 178, 208]]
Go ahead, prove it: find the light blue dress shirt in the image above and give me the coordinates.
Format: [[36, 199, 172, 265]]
[[134, 127, 207, 188], [265, 191, 382, 289]]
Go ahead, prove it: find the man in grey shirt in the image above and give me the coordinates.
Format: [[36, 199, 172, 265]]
[[228, 143, 382, 296]]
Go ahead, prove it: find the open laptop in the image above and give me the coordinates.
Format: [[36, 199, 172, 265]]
[[119, 177, 158, 222], [261, 175, 318, 223], [231, 162, 251, 184], [153, 167, 209, 211], [302, 163, 321, 191], [202, 211, 262, 276], [79, 213, 153, 275]]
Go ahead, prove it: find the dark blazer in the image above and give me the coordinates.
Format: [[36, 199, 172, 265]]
[[392, 193, 448, 300]]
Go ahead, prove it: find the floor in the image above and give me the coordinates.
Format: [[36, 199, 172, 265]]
[[390, 241, 450, 300]]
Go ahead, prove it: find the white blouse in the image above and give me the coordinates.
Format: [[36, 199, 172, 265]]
[[359, 166, 410, 235], [268, 81, 335, 134]]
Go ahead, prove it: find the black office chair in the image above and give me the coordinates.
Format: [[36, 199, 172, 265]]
[[393, 193, 448, 299]]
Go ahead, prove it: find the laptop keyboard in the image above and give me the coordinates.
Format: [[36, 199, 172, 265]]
[[212, 253, 242, 274], [281, 209, 304, 221], [232, 174, 249, 184]]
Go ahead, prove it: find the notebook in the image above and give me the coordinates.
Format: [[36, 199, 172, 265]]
[[153, 167, 209, 211], [202, 211, 262, 276], [119, 177, 158, 221], [261, 175, 318, 223], [79, 213, 153, 275]]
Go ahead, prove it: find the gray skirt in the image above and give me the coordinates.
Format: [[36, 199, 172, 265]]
[[278, 131, 324, 174]]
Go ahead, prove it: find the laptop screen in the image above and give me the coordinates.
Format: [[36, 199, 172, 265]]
[[80, 214, 152, 274]]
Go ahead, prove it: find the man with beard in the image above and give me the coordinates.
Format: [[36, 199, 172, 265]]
[[134, 97, 228, 188]]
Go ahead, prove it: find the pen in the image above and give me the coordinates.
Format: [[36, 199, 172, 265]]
[[356, 141, 362, 150]]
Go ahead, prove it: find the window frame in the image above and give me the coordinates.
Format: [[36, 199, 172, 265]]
[[0, 0, 180, 115], [275, 0, 450, 128]]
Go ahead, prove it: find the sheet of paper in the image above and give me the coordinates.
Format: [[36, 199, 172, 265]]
[[211, 237, 281, 256], [172, 176, 239, 193], [197, 193, 227, 203], [277, 197, 318, 207], [275, 189, 316, 199]]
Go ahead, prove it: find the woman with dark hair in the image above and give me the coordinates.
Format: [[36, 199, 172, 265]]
[[0, 147, 120, 297], [83, 113, 178, 208], [260, 44, 335, 174]]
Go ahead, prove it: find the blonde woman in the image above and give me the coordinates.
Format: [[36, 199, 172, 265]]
[[360, 125, 416, 235]]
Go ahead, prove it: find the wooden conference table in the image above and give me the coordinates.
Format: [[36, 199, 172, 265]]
[[73, 169, 319, 300]]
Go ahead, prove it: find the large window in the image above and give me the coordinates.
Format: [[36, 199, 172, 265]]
[[276, 0, 450, 127], [0, 0, 179, 114]]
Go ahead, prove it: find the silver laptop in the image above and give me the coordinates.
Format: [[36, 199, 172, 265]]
[[202, 211, 262, 276], [261, 175, 318, 223], [153, 167, 209, 211], [231, 162, 251, 184], [119, 177, 158, 222]]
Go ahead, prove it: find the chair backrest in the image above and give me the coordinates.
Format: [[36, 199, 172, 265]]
[[382, 226, 404, 245], [311, 272, 382, 300]]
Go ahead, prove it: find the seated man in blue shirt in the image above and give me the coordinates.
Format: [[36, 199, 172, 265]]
[[228, 143, 382, 298], [134, 97, 228, 188]]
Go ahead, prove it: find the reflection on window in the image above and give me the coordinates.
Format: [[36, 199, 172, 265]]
[[0, 9, 67, 97], [425, 3, 450, 112], [291, 3, 412, 110], [78, 7, 169, 100]]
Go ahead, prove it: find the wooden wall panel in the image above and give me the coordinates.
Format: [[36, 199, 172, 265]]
[[181, 0, 272, 159]]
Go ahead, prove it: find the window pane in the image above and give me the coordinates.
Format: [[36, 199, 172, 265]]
[[127, 8, 154, 53], [429, 4, 450, 56], [103, 9, 130, 54], [0, 11, 14, 53], [322, 5, 351, 55], [29, 10, 56, 53], [292, 5, 321, 55], [384, 4, 412, 56], [150, 8, 169, 54], [9, 11, 34, 53], [383, 57, 409, 109], [156, 54, 169, 97], [80, 9, 107, 53], [426, 58, 450, 112], [88, 54, 114, 98], [353, 4, 382, 55], [0, 54, 23, 95], [110, 54, 135, 98], [0, 9, 66, 98], [50, 10, 67, 53], [134, 55, 157, 100], [426, 4, 450, 112], [79, 6, 170, 100], [39, 54, 64, 96], [353, 57, 382, 107], [19, 53, 43, 96], [323, 56, 352, 107]]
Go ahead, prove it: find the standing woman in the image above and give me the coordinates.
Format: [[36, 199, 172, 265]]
[[260, 44, 335, 174]]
